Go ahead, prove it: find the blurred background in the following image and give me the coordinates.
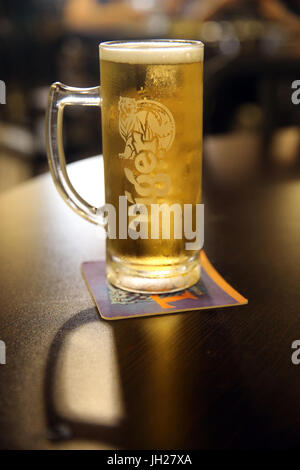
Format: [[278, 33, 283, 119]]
[[0, 0, 299, 193]]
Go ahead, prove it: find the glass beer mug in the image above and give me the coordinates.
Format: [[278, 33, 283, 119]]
[[46, 40, 204, 293]]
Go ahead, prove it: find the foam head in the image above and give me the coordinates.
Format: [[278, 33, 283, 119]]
[[99, 40, 204, 65]]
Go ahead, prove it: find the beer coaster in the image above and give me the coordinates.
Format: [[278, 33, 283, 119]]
[[81, 252, 247, 320]]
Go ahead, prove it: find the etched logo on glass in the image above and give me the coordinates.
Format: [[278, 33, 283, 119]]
[[118, 96, 175, 205]]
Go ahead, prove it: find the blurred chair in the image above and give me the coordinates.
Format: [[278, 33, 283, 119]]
[[204, 55, 300, 173]]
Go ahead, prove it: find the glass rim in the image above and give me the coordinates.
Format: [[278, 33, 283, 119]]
[[99, 39, 204, 50]]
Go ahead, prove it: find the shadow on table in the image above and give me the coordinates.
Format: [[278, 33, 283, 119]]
[[43, 306, 292, 449]]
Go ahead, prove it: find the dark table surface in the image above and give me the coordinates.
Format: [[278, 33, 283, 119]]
[[1, 154, 300, 450]]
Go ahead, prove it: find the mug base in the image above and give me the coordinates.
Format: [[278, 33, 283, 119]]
[[106, 255, 201, 294]]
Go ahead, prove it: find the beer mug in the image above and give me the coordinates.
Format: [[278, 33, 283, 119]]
[[46, 40, 204, 293]]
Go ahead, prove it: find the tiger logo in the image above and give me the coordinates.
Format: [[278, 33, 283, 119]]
[[118, 96, 175, 160]]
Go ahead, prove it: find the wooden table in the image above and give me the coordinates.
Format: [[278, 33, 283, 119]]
[[1, 155, 300, 450]]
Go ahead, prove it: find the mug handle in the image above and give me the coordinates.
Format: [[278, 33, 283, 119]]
[[46, 82, 104, 225]]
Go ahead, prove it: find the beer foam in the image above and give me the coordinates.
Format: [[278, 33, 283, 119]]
[[100, 40, 204, 64]]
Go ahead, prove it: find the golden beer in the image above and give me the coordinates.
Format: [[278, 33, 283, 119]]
[[46, 40, 203, 293], [100, 41, 203, 292]]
